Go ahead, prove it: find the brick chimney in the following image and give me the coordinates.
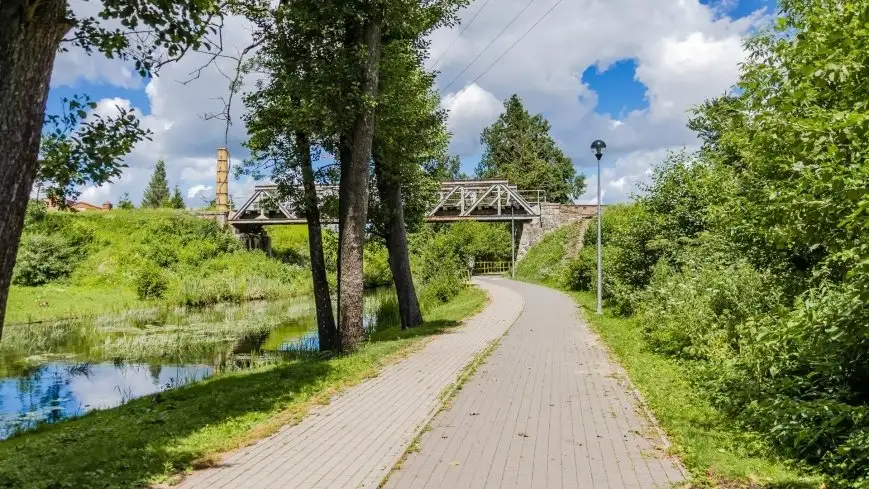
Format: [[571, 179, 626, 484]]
[[216, 147, 229, 213]]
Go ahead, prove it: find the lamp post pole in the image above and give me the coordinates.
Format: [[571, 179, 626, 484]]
[[590, 140, 607, 315], [511, 202, 515, 278]]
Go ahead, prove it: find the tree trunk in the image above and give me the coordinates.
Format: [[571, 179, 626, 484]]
[[296, 131, 337, 351], [336, 17, 382, 352], [373, 148, 423, 329], [0, 0, 70, 340]]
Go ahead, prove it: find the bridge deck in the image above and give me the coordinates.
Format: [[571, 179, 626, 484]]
[[228, 180, 543, 229]]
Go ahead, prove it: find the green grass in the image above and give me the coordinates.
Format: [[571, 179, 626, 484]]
[[0, 286, 487, 489], [6, 211, 317, 324], [515, 222, 582, 285], [568, 290, 820, 488], [6, 285, 140, 324], [515, 223, 818, 487]]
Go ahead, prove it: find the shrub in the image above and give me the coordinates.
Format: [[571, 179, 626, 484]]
[[134, 264, 168, 300], [363, 241, 392, 288], [638, 251, 782, 361], [562, 245, 595, 291], [420, 267, 464, 304], [12, 234, 78, 286]]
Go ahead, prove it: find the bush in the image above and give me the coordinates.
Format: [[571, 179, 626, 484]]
[[637, 246, 783, 362], [12, 234, 78, 286], [563, 245, 595, 291], [411, 222, 508, 304], [420, 267, 465, 304], [134, 264, 168, 300], [363, 241, 392, 288]]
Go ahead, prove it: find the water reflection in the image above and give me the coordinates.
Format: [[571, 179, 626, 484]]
[[0, 362, 211, 439], [0, 287, 398, 439]]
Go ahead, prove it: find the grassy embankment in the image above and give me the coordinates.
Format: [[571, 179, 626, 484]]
[[516, 223, 819, 488], [7, 209, 316, 324], [0, 286, 487, 489]]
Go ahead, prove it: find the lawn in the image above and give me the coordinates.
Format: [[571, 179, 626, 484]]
[[0, 286, 487, 489]]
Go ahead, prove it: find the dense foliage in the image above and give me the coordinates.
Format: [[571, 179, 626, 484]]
[[412, 222, 512, 303], [9, 208, 312, 312], [476, 94, 585, 203], [554, 2, 869, 483]]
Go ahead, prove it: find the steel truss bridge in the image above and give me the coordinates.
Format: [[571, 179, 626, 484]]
[[229, 179, 544, 229]]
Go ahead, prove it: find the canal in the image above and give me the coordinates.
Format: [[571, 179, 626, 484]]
[[0, 288, 396, 438]]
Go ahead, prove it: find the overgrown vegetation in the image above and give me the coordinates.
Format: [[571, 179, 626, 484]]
[[517, 3, 869, 486], [0, 286, 487, 489], [7, 209, 310, 323], [412, 221, 512, 303]]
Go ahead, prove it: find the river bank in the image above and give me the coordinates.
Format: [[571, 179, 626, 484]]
[[0, 286, 487, 489], [0, 287, 397, 437]]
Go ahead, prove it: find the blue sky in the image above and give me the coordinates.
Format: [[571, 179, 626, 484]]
[[48, 0, 778, 206]]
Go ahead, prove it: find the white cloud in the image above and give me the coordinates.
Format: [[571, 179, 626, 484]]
[[49, 0, 772, 206], [187, 184, 213, 199], [79, 185, 112, 205], [433, 0, 769, 201], [441, 83, 503, 154]]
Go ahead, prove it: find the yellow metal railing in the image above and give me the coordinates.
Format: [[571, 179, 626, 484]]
[[472, 261, 512, 276]]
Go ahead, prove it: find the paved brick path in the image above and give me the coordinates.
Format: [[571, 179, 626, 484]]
[[175, 279, 524, 489], [385, 278, 684, 489]]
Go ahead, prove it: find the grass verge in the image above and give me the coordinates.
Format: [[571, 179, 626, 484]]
[[0, 286, 487, 489], [568, 289, 820, 488]]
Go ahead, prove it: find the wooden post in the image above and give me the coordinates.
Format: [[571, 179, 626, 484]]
[[216, 147, 229, 213]]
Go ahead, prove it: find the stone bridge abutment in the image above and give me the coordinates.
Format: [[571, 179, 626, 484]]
[[514, 203, 597, 260]]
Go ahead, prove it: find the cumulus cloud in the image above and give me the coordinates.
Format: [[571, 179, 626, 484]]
[[434, 0, 769, 201], [187, 184, 213, 200], [49, 0, 771, 206]]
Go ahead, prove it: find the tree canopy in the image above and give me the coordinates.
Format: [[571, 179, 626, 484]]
[[141, 160, 170, 208], [169, 186, 185, 209], [475, 94, 584, 203]]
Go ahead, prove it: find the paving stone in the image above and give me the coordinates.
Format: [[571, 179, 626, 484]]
[[175, 279, 524, 489], [385, 278, 684, 489]]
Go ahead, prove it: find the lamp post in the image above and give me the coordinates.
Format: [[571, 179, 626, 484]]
[[590, 139, 607, 315]]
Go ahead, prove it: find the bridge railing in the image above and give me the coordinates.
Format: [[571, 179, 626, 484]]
[[472, 261, 512, 276], [516, 190, 545, 205]]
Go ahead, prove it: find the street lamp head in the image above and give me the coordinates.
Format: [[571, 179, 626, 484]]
[[590, 140, 607, 160]]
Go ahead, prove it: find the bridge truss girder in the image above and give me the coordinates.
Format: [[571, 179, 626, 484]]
[[228, 180, 543, 229], [427, 180, 541, 222], [230, 185, 339, 227]]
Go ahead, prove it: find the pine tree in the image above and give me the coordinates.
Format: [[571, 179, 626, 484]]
[[169, 186, 185, 209], [476, 94, 585, 203], [141, 160, 170, 208], [118, 193, 134, 210]]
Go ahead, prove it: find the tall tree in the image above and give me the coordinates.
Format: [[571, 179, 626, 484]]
[[237, 0, 466, 352], [0, 0, 221, 339], [142, 160, 170, 208], [370, 42, 450, 329], [118, 192, 134, 210], [476, 94, 584, 203], [336, 13, 383, 351], [335, 0, 466, 350], [425, 154, 465, 181], [241, 0, 341, 351], [169, 186, 185, 209]]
